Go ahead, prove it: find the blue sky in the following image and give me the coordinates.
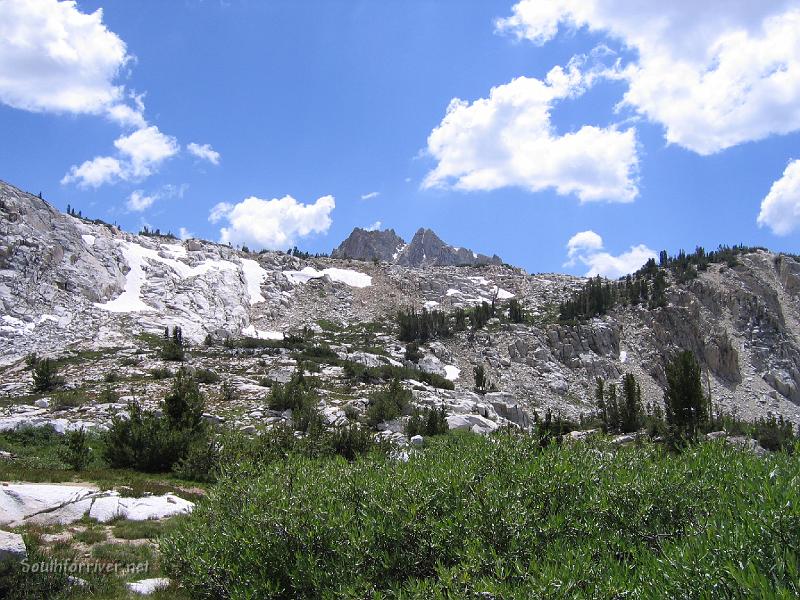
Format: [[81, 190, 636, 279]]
[[1, 0, 799, 276]]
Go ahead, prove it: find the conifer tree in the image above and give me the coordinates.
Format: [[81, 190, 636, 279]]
[[664, 350, 708, 440]]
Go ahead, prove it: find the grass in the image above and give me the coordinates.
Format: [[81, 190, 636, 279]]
[[74, 527, 109, 545], [111, 519, 168, 540], [91, 542, 155, 566], [161, 433, 800, 599]]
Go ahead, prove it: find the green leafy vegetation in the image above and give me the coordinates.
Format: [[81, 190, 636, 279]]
[[161, 433, 800, 598], [60, 427, 91, 471]]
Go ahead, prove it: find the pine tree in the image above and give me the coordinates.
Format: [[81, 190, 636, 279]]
[[664, 350, 708, 440], [164, 368, 205, 432], [474, 364, 487, 393], [508, 299, 525, 323], [620, 373, 643, 433], [595, 378, 607, 429]]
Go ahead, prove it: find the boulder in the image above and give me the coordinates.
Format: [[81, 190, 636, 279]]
[[484, 392, 530, 428], [0, 530, 26, 562], [410, 435, 424, 446], [418, 354, 447, 377]]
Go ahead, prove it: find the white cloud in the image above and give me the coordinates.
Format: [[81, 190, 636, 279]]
[[365, 221, 382, 231], [565, 230, 604, 266], [423, 60, 639, 202], [187, 142, 220, 165], [106, 102, 146, 128], [757, 159, 800, 236], [62, 125, 179, 187], [114, 126, 180, 177], [60, 156, 122, 188], [178, 227, 193, 240], [497, 1, 800, 155], [565, 230, 656, 278], [127, 190, 155, 212], [125, 183, 188, 213], [208, 202, 233, 224], [0, 0, 130, 115], [210, 194, 335, 250], [361, 191, 380, 200]]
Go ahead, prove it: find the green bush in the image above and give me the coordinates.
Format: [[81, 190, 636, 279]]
[[102, 402, 198, 472], [194, 367, 220, 384], [174, 437, 221, 483], [405, 406, 448, 437], [150, 366, 173, 380], [60, 426, 91, 471], [31, 358, 64, 392], [160, 340, 185, 361], [161, 436, 800, 599], [267, 370, 317, 413], [102, 369, 208, 473], [366, 377, 411, 427]]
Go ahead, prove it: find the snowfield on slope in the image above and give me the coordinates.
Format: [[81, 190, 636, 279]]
[[95, 241, 264, 312], [283, 266, 372, 288]]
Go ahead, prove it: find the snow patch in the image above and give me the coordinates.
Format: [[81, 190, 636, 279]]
[[95, 242, 154, 313], [493, 286, 514, 300], [620, 350, 628, 363], [468, 276, 490, 286], [241, 325, 284, 340], [160, 243, 187, 259], [283, 266, 372, 288], [423, 300, 440, 310], [446, 288, 463, 296], [1, 314, 62, 336], [240, 258, 268, 304], [96, 241, 240, 313], [444, 365, 461, 381]]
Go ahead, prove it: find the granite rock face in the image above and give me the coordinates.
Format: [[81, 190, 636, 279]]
[[333, 226, 502, 267], [2, 179, 800, 434]]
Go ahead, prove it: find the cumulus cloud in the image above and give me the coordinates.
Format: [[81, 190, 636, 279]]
[[365, 220, 382, 231], [497, 0, 800, 155], [757, 159, 800, 236], [178, 227, 193, 240], [361, 191, 380, 200], [0, 0, 147, 125], [60, 156, 122, 188], [127, 190, 155, 212], [114, 126, 180, 177], [187, 142, 220, 165], [565, 230, 656, 278], [209, 194, 335, 250], [565, 230, 604, 266], [62, 125, 179, 187], [125, 183, 188, 213], [208, 202, 233, 224], [423, 60, 639, 202]]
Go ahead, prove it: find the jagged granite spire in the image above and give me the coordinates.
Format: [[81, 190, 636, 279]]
[[332, 226, 502, 267]]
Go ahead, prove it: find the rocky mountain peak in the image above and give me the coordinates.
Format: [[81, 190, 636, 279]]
[[333, 226, 502, 267], [330, 227, 405, 263]]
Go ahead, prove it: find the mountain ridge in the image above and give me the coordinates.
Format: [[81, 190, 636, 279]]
[[1, 179, 799, 440], [332, 226, 503, 267]]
